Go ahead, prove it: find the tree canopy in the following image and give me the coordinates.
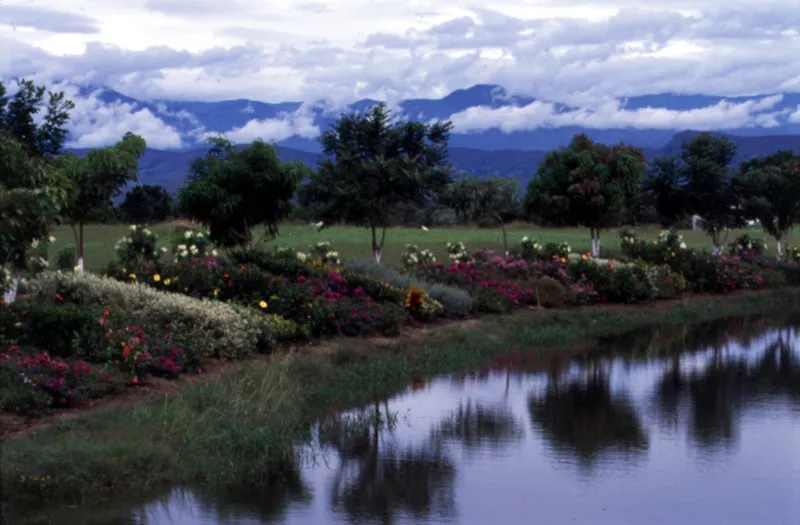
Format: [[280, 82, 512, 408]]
[[58, 132, 147, 269], [179, 137, 309, 248], [733, 150, 800, 258], [649, 133, 742, 254], [120, 184, 174, 224], [523, 134, 645, 255], [300, 103, 453, 262]]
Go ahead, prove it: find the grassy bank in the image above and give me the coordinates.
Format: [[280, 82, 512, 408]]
[[48, 222, 794, 272], [4, 288, 800, 517]]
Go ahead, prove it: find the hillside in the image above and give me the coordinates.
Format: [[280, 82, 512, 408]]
[[67, 132, 800, 193]]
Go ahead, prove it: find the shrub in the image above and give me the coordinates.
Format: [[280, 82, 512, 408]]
[[403, 286, 444, 321], [115, 225, 163, 267], [30, 272, 274, 359], [309, 241, 341, 266], [227, 247, 324, 279], [400, 244, 437, 270], [684, 256, 766, 294], [644, 265, 687, 300], [445, 242, 470, 262], [728, 234, 767, 258], [542, 241, 572, 260], [172, 227, 216, 262], [55, 248, 77, 271], [0, 303, 107, 359], [568, 259, 655, 303], [519, 236, 542, 260], [263, 313, 307, 341], [345, 260, 474, 317], [787, 245, 800, 262], [527, 278, 567, 307]]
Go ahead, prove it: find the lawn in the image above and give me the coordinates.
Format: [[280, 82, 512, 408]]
[[48, 221, 797, 272]]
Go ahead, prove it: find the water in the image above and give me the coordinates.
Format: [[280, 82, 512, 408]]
[[17, 318, 800, 524]]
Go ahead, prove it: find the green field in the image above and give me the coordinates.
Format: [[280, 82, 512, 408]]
[[48, 222, 797, 272]]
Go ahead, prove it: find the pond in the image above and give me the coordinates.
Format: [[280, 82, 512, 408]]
[[16, 317, 800, 524]]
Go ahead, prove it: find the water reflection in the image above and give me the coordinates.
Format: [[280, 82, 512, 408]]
[[21, 318, 800, 525]]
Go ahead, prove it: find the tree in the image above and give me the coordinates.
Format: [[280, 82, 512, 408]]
[[120, 184, 174, 224], [524, 134, 645, 256], [650, 133, 743, 255], [733, 151, 800, 259], [179, 137, 308, 248], [645, 156, 687, 227], [58, 132, 147, 272], [300, 103, 453, 263], [0, 132, 72, 302], [441, 175, 521, 252]]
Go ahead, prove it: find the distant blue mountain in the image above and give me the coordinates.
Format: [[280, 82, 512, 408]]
[[75, 83, 800, 153], [66, 131, 800, 195]]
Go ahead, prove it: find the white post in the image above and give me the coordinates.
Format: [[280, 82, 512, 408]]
[[2, 273, 20, 304], [374, 250, 382, 264], [77, 257, 85, 274]]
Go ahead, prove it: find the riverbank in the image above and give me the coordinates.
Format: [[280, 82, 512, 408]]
[[4, 288, 800, 516]]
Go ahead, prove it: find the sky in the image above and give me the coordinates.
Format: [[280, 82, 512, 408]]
[[1, 0, 799, 148]]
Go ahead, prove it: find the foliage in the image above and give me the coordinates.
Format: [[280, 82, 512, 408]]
[[308, 241, 341, 266], [30, 272, 275, 358], [171, 227, 216, 262], [445, 241, 470, 262], [300, 103, 454, 262], [179, 137, 308, 247], [542, 241, 572, 260], [733, 150, 800, 257], [403, 286, 444, 321], [57, 132, 147, 266], [120, 184, 174, 224], [55, 248, 77, 271], [115, 225, 162, 267], [400, 244, 437, 270], [727, 234, 768, 258], [649, 133, 743, 252], [519, 236, 542, 260], [523, 134, 646, 253], [787, 245, 800, 262]]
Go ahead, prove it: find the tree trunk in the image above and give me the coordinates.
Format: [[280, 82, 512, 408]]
[[77, 222, 85, 273], [590, 228, 601, 257], [498, 215, 509, 255], [777, 239, 782, 260], [371, 225, 386, 264], [2, 272, 20, 304]]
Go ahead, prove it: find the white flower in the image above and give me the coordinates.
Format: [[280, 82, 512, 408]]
[[296, 252, 307, 262], [679, 242, 687, 249], [196, 233, 204, 239], [129, 225, 136, 231], [184, 231, 193, 239], [48, 236, 56, 243], [190, 245, 199, 254], [211, 249, 218, 257], [160, 247, 168, 253], [30, 238, 39, 248], [177, 244, 187, 251]]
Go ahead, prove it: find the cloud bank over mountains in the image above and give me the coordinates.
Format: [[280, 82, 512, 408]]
[[1, 0, 798, 150]]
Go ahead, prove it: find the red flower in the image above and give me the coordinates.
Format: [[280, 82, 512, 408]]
[[131, 377, 139, 385], [55, 294, 63, 302]]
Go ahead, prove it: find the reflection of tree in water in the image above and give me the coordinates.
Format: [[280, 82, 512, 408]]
[[431, 401, 525, 454], [185, 478, 312, 523], [655, 331, 800, 450], [321, 402, 457, 525], [528, 365, 648, 470]]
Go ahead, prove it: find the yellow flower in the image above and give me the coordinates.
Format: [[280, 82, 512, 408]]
[[560, 257, 567, 263], [213, 288, 220, 297], [129, 273, 137, 279], [164, 279, 171, 286], [259, 300, 268, 309], [581, 254, 587, 260], [153, 274, 161, 282], [121, 267, 127, 273]]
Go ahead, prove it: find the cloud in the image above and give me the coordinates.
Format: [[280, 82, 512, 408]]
[[55, 84, 184, 149], [207, 103, 320, 143], [0, 4, 99, 34], [447, 95, 787, 133], [790, 106, 800, 124]]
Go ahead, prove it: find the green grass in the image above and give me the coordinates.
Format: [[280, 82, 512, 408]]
[[48, 221, 799, 272], [5, 287, 800, 517]]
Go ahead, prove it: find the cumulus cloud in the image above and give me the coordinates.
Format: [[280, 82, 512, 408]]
[[790, 106, 800, 124], [207, 103, 320, 143], [0, 4, 99, 34], [54, 84, 183, 149], [447, 95, 788, 133]]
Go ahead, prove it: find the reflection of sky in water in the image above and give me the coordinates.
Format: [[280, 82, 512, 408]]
[[76, 327, 800, 525]]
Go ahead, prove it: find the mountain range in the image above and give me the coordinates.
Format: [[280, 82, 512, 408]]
[[65, 83, 800, 191]]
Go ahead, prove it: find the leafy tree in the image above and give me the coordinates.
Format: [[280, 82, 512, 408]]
[[0, 78, 74, 158], [645, 156, 687, 227], [441, 175, 520, 252], [0, 132, 72, 302], [179, 137, 308, 248], [650, 133, 743, 255], [733, 151, 800, 258], [524, 134, 645, 256], [300, 103, 453, 263], [58, 132, 147, 271], [120, 184, 174, 224]]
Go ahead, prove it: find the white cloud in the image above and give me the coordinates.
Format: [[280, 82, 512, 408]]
[[57, 83, 184, 149], [789, 105, 800, 124], [447, 95, 787, 133], [207, 103, 319, 143]]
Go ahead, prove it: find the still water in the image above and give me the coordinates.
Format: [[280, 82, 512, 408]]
[[23, 318, 800, 524]]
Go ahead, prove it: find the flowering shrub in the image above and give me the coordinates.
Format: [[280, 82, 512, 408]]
[[446, 242, 470, 262], [728, 234, 767, 258], [115, 225, 163, 266], [787, 245, 800, 262], [309, 241, 341, 266], [172, 228, 216, 262], [403, 286, 444, 321], [104, 323, 198, 380], [263, 313, 307, 341], [400, 244, 437, 270], [0, 345, 119, 413], [685, 256, 766, 294], [30, 272, 275, 358], [543, 241, 572, 260], [620, 228, 694, 274], [519, 236, 542, 260], [568, 259, 656, 303]]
